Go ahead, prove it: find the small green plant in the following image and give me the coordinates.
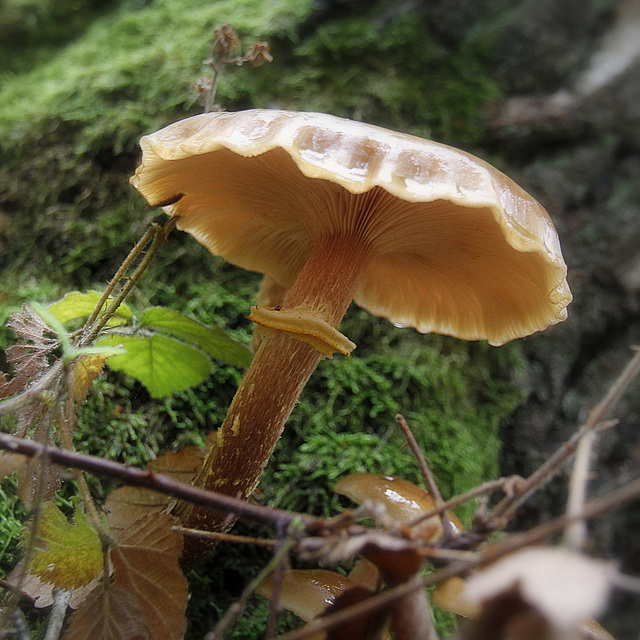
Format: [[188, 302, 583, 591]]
[[46, 291, 252, 398]]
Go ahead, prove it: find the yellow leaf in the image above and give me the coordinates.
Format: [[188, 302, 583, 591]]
[[28, 502, 103, 589], [69, 353, 111, 403]]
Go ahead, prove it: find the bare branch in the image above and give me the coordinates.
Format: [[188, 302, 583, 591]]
[[206, 539, 294, 640], [0, 432, 323, 532], [396, 414, 452, 537], [487, 347, 640, 526]]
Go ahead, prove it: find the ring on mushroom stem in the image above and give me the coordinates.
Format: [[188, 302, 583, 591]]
[[130, 109, 572, 558]]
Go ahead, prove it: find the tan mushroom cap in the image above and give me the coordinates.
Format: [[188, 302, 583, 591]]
[[131, 109, 572, 345]]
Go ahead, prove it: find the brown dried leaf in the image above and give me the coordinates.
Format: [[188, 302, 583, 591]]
[[147, 445, 206, 480], [7, 304, 52, 344], [104, 486, 172, 541], [1, 305, 57, 398], [8, 564, 100, 610], [64, 513, 187, 640], [111, 513, 187, 640], [104, 446, 205, 538], [64, 584, 148, 640], [0, 451, 28, 480]]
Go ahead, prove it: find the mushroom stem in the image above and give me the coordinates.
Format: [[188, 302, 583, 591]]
[[177, 234, 373, 551]]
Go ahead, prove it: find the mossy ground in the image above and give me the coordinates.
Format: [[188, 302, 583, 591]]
[[1, 0, 522, 637]]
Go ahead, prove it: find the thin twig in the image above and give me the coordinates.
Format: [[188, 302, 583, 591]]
[[80, 223, 158, 334], [11, 608, 32, 640], [53, 399, 105, 538], [172, 526, 277, 547], [406, 476, 522, 530], [395, 414, 451, 537], [79, 218, 177, 347], [206, 539, 294, 640], [564, 427, 597, 550], [43, 589, 72, 640], [482, 474, 640, 561], [0, 410, 55, 635], [264, 529, 290, 640], [0, 432, 323, 531], [487, 347, 640, 526]]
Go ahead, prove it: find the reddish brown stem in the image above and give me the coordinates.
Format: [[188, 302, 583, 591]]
[[177, 235, 373, 554]]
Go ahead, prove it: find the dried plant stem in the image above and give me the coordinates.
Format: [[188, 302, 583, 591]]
[[171, 526, 277, 547], [564, 428, 597, 550], [481, 474, 640, 561], [53, 400, 104, 536], [487, 347, 640, 526], [0, 432, 322, 531], [396, 414, 451, 536], [43, 589, 72, 640], [0, 413, 55, 634], [80, 224, 157, 333], [203, 64, 221, 113], [207, 539, 294, 640], [79, 217, 177, 347], [264, 535, 290, 640], [407, 477, 522, 530]]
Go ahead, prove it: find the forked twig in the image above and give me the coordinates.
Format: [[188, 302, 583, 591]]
[[206, 538, 294, 640], [486, 347, 640, 527], [79, 217, 177, 346], [406, 476, 523, 530]]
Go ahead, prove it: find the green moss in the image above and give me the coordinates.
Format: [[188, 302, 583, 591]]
[[0, 477, 28, 577], [244, 9, 502, 144], [0, 0, 314, 146], [0, 1, 523, 637], [262, 311, 523, 525]]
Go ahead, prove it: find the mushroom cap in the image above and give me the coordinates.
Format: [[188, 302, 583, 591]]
[[255, 569, 360, 622], [333, 473, 464, 539], [131, 109, 572, 345]]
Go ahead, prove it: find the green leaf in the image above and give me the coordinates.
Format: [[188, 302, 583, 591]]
[[96, 333, 213, 398], [141, 307, 252, 368], [28, 502, 103, 589], [47, 291, 133, 326]]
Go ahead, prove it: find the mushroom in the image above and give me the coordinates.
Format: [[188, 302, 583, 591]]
[[256, 569, 390, 640], [333, 473, 464, 540], [255, 569, 362, 623], [130, 109, 572, 539]]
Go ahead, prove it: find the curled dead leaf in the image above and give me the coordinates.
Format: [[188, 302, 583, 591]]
[[65, 512, 188, 640], [463, 547, 616, 636]]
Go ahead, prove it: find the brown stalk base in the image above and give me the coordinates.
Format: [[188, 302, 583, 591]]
[[176, 235, 373, 563]]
